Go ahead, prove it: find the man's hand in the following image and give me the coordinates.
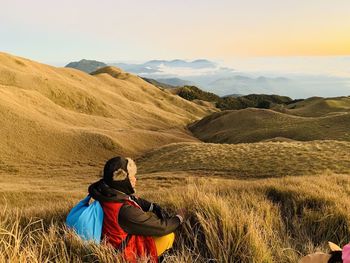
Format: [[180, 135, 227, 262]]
[[175, 208, 187, 224], [176, 208, 186, 218]]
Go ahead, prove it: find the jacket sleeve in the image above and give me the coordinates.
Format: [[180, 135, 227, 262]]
[[129, 195, 152, 212], [118, 204, 181, 236]]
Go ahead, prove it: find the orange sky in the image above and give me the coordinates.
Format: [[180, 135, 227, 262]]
[[1, 0, 350, 62]]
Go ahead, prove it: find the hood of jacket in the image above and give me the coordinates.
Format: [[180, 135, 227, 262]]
[[88, 179, 130, 202]]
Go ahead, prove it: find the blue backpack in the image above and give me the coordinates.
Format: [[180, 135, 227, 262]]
[[66, 195, 104, 243]]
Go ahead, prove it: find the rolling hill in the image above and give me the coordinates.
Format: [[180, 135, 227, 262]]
[[0, 52, 218, 169], [282, 96, 350, 117], [188, 108, 350, 143]]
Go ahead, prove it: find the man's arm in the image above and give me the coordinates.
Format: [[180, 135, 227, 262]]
[[129, 195, 170, 220], [118, 204, 183, 236]]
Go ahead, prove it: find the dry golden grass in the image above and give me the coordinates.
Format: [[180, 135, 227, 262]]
[[136, 140, 350, 178], [1, 139, 349, 262], [284, 96, 350, 117], [188, 108, 350, 143], [2, 174, 350, 263]]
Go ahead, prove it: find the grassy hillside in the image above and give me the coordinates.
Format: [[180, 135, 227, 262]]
[[174, 85, 221, 102], [0, 52, 218, 166], [282, 96, 350, 117], [188, 108, 350, 143], [136, 141, 350, 177]]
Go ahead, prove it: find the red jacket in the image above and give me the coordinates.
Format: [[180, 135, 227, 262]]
[[101, 199, 158, 263]]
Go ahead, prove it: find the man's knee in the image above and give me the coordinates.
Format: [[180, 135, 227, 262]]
[[153, 232, 175, 256]]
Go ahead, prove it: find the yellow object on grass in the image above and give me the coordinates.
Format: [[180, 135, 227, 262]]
[[152, 232, 175, 256]]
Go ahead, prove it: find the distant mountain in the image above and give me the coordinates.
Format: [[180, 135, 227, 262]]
[[65, 59, 107, 73], [112, 59, 217, 75], [112, 62, 160, 74], [143, 59, 216, 69], [66, 58, 243, 96], [65, 58, 350, 99]]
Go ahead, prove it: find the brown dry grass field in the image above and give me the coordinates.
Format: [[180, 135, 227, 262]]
[[1, 52, 350, 262], [2, 171, 350, 263], [188, 107, 350, 144]]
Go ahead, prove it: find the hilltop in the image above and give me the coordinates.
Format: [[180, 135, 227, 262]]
[[65, 59, 107, 73]]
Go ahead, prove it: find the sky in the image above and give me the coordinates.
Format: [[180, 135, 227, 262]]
[[1, 0, 350, 66]]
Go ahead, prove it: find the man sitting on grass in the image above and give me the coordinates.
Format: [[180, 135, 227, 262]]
[[88, 156, 185, 263]]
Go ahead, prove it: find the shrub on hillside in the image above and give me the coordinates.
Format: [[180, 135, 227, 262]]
[[177, 86, 221, 102], [257, 100, 271, 109], [175, 85, 295, 111]]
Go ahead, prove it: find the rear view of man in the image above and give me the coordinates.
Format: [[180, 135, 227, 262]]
[[88, 156, 184, 263]]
